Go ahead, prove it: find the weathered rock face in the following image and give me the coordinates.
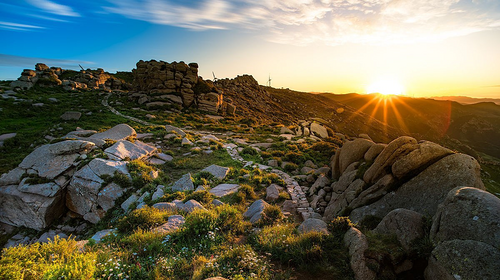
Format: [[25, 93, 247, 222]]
[[373, 208, 425, 250], [104, 140, 157, 161], [350, 153, 483, 223], [0, 184, 65, 230], [430, 186, 500, 250], [344, 227, 376, 280], [131, 60, 224, 112], [66, 158, 130, 223], [425, 240, 500, 280], [323, 136, 484, 224]]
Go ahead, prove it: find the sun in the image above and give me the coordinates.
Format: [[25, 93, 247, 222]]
[[366, 78, 405, 96]]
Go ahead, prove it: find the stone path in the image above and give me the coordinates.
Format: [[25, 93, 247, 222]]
[[104, 94, 314, 220]]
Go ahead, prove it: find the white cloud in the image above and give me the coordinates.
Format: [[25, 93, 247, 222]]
[[103, 0, 500, 45], [0, 21, 45, 31], [27, 0, 80, 17]]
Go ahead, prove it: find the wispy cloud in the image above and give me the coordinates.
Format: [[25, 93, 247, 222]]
[[0, 54, 94, 69], [0, 21, 45, 31], [26, 0, 80, 17], [103, 0, 500, 45]]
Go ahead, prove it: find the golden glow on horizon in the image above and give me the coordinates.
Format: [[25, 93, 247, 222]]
[[366, 78, 405, 96]]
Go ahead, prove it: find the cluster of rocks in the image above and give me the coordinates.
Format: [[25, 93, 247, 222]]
[[304, 135, 500, 279], [10, 63, 128, 91], [0, 123, 166, 229], [278, 120, 333, 140], [131, 60, 227, 114]]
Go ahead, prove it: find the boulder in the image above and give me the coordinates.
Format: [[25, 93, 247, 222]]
[[243, 199, 269, 224], [324, 179, 366, 220], [121, 194, 139, 211], [201, 164, 230, 180], [171, 173, 195, 192], [339, 139, 374, 173], [60, 111, 82, 121], [97, 183, 125, 211], [430, 187, 500, 248], [348, 174, 395, 210], [280, 127, 294, 134], [66, 158, 130, 223], [91, 229, 117, 243], [310, 122, 328, 138], [0, 167, 26, 186], [344, 227, 376, 280], [153, 215, 185, 234], [425, 240, 500, 280], [391, 141, 453, 179], [364, 143, 386, 162], [183, 200, 206, 213], [19, 140, 94, 179], [298, 218, 329, 234], [89, 124, 136, 141], [373, 208, 425, 250], [209, 184, 240, 197], [350, 153, 484, 223], [181, 138, 194, 146], [363, 136, 418, 184], [151, 185, 165, 201], [331, 150, 341, 179], [165, 125, 186, 137], [266, 184, 280, 202], [0, 184, 65, 230], [309, 174, 330, 195], [104, 140, 157, 161]]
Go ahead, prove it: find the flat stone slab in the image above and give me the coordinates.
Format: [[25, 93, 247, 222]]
[[201, 164, 230, 180], [171, 173, 194, 192], [90, 124, 136, 141], [105, 140, 157, 161], [209, 184, 240, 197], [60, 111, 81, 121]]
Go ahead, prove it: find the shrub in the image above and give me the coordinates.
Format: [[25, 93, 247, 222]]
[[183, 209, 218, 236], [117, 206, 169, 232], [257, 204, 284, 227], [328, 216, 355, 238], [0, 237, 97, 280], [241, 147, 258, 156], [162, 191, 186, 202], [235, 184, 256, 204], [128, 160, 156, 189], [284, 162, 298, 172], [283, 151, 304, 164], [121, 229, 165, 256], [183, 190, 215, 205]]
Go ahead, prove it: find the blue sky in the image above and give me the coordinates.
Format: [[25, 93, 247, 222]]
[[1, 0, 500, 97]]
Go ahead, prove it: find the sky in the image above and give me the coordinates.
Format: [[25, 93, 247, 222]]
[[1, 0, 500, 98]]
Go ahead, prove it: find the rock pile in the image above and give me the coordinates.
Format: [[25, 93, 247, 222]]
[[320, 136, 483, 223], [0, 123, 164, 229], [131, 60, 224, 113], [10, 63, 128, 91]]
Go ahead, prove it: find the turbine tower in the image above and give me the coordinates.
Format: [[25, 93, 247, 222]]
[[212, 71, 217, 82], [267, 74, 272, 87]]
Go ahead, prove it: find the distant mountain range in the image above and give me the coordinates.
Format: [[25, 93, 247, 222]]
[[430, 96, 500, 105]]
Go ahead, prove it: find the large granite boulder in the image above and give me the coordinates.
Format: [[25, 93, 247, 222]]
[[243, 199, 269, 224], [66, 158, 130, 223], [430, 186, 500, 249], [344, 227, 376, 280], [350, 153, 483, 223], [373, 208, 425, 250], [363, 136, 418, 184], [391, 141, 453, 179], [0, 184, 65, 230], [338, 138, 374, 173], [425, 240, 500, 280]]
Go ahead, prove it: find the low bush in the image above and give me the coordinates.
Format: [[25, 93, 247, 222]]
[[0, 237, 97, 280], [117, 206, 169, 232]]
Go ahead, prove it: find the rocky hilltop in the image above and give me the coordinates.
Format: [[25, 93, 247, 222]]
[[1, 61, 499, 280]]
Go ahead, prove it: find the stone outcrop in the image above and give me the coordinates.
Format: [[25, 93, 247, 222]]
[[424, 187, 500, 279], [131, 60, 223, 113], [66, 158, 131, 223], [373, 208, 425, 250], [0, 140, 94, 230], [344, 227, 376, 280], [322, 136, 484, 223], [10, 63, 129, 91]]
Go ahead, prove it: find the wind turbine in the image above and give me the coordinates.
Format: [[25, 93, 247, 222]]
[[267, 74, 272, 87], [212, 71, 217, 82]]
